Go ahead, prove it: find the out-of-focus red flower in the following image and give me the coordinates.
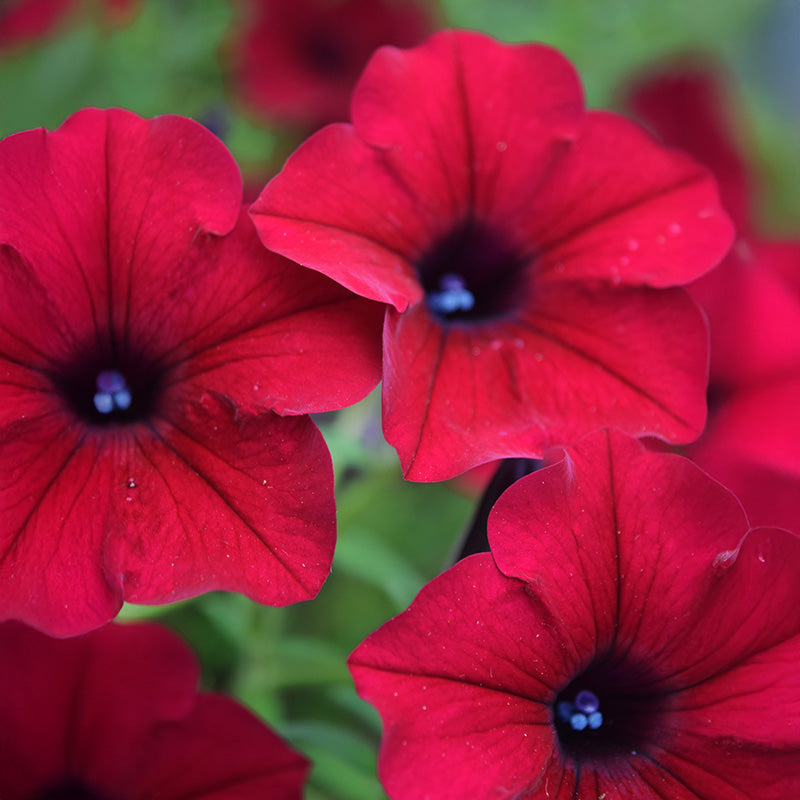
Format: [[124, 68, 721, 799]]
[[0, 620, 309, 799], [229, 0, 434, 129], [0, 0, 72, 46], [0, 108, 383, 636], [350, 429, 800, 799], [628, 63, 800, 530], [251, 30, 734, 481], [0, 0, 139, 48]]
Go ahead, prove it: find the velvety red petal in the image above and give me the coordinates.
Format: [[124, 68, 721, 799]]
[[111, 390, 336, 608], [689, 446, 800, 532], [0, 109, 241, 339], [0, 410, 127, 635], [129, 694, 309, 799], [251, 123, 427, 310], [0, 621, 197, 797], [0, 621, 309, 799], [0, 389, 335, 635], [491, 431, 800, 690], [531, 111, 734, 288], [134, 209, 384, 415], [382, 284, 708, 481], [352, 430, 800, 799], [351, 30, 584, 223], [626, 63, 753, 229], [349, 554, 560, 800]]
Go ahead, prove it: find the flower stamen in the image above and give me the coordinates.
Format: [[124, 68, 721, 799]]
[[556, 689, 603, 731], [93, 369, 132, 415], [426, 273, 476, 316]]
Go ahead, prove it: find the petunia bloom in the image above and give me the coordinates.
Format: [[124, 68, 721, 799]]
[[349, 429, 800, 799], [627, 63, 800, 530], [251, 29, 734, 482], [0, 108, 383, 636], [0, 620, 308, 799], [228, 0, 434, 129]]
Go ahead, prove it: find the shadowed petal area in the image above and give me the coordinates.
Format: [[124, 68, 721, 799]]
[[0, 621, 197, 796], [232, 0, 432, 128], [0, 621, 308, 799], [128, 695, 310, 799], [383, 284, 708, 481], [351, 430, 800, 799], [252, 30, 732, 480], [626, 62, 753, 228]]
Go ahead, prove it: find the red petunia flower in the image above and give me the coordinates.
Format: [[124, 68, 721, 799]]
[[251, 30, 734, 482], [0, 0, 139, 48], [0, 108, 383, 636], [349, 429, 800, 799], [628, 63, 800, 530], [229, 0, 434, 129], [0, 620, 308, 799], [0, 0, 73, 47]]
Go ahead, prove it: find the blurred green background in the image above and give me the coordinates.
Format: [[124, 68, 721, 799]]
[[1, 1, 798, 797]]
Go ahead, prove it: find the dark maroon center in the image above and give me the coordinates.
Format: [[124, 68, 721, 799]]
[[51, 345, 163, 426], [415, 218, 530, 324], [303, 27, 350, 76], [30, 778, 111, 800], [553, 660, 666, 762]]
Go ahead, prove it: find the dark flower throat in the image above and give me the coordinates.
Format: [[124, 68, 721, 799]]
[[416, 219, 529, 324]]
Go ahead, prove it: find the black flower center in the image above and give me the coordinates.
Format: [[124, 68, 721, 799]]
[[52, 345, 163, 426], [415, 219, 530, 324], [30, 778, 111, 800], [304, 27, 350, 76], [553, 662, 665, 761]]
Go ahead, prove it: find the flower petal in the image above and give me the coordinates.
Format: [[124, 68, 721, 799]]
[[351, 29, 584, 222], [0, 389, 335, 635], [0, 109, 241, 341], [130, 694, 309, 799], [136, 209, 384, 415], [251, 122, 427, 310], [531, 111, 734, 288], [626, 63, 753, 228], [383, 284, 708, 481], [0, 621, 197, 796], [114, 390, 336, 608], [349, 554, 559, 800], [491, 431, 800, 688]]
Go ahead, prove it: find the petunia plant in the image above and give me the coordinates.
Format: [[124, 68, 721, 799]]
[[0, 2, 798, 799]]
